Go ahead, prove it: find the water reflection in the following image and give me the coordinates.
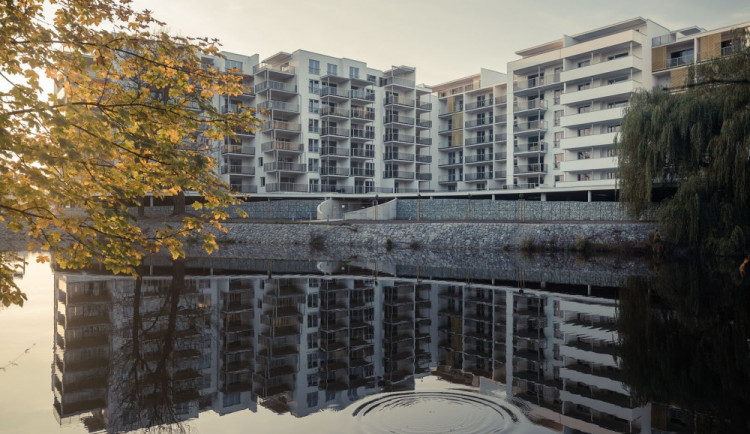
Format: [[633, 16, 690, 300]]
[[51, 252, 657, 434]]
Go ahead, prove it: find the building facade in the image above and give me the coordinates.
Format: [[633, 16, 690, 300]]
[[206, 17, 748, 200]]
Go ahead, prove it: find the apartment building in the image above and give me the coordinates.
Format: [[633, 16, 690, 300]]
[[204, 17, 749, 201]]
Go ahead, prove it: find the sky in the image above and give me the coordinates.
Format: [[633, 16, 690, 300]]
[[129, 0, 750, 86]]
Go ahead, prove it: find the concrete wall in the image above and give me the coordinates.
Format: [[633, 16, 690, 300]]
[[344, 199, 398, 221], [130, 200, 322, 220], [396, 199, 652, 221]]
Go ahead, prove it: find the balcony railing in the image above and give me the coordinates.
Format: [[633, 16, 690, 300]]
[[320, 107, 349, 117], [416, 173, 432, 181], [465, 119, 490, 128], [384, 116, 415, 125], [254, 81, 297, 93], [349, 89, 375, 101], [264, 162, 307, 172], [350, 167, 375, 177], [351, 109, 375, 120], [384, 96, 415, 107], [320, 87, 348, 98], [514, 142, 547, 153], [265, 182, 308, 193], [258, 101, 299, 112], [417, 120, 432, 128], [320, 146, 350, 157], [383, 77, 416, 88], [514, 120, 547, 133], [418, 102, 433, 111], [383, 152, 415, 162], [514, 73, 561, 90], [230, 184, 257, 194], [416, 137, 432, 146], [514, 98, 547, 111], [667, 53, 694, 69], [350, 148, 375, 158], [221, 144, 255, 155], [262, 121, 301, 132], [465, 172, 492, 181], [350, 129, 375, 140], [465, 99, 493, 111], [253, 63, 295, 75], [222, 164, 255, 175], [320, 127, 349, 138], [415, 155, 432, 163], [320, 167, 350, 176], [384, 134, 415, 144], [383, 170, 414, 179], [438, 158, 462, 166], [465, 136, 492, 146], [438, 175, 462, 183], [515, 163, 548, 174], [464, 154, 493, 163], [261, 141, 304, 152]]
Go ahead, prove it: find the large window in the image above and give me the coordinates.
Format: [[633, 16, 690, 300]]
[[309, 59, 320, 75]]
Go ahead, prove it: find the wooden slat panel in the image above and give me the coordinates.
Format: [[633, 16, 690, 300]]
[[652, 46, 667, 71], [670, 68, 689, 89], [699, 34, 721, 60]]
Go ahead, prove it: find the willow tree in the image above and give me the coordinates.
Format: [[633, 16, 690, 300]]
[[617, 34, 750, 254], [0, 0, 259, 306]]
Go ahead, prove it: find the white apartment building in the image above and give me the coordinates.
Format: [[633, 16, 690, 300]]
[[204, 17, 748, 201]]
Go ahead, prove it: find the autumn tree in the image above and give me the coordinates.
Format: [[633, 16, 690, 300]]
[[0, 0, 258, 306], [616, 32, 750, 254]]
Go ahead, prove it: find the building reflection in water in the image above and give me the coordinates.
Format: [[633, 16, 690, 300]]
[[52, 257, 648, 433]]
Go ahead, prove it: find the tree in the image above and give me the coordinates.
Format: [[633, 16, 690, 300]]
[[616, 32, 750, 254], [0, 0, 259, 306]]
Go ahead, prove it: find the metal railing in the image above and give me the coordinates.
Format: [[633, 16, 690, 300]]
[[254, 81, 297, 93], [384, 96, 415, 107], [416, 173, 432, 181], [514, 120, 547, 132], [515, 163, 548, 173], [465, 99, 494, 110], [262, 121, 301, 132], [230, 184, 257, 194], [514, 142, 547, 153], [319, 166, 350, 176], [320, 87, 348, 98], [320, 107, 349, 117], [264, 162, 307, 172], [221, 144, 255, 155], [465, 136, 492, 146], [465, 172, 492, 181], [464, 154, 493, 163], [350, 130, 375, 140], [350, 148, 375, 158], [265, 182, 308, 193], [253, 63, 295, 74], [320, 146, 350, 157], [258, 101, 299, 112], [383, 152, 415, 162], [222, 164, 255, 175], [349, 89, 375, 101], [384, 116, 415, 125], [261, 141, 304, 152], [416, 155, 432, 163], [383, 171, 415, 179], [667, 53, 694, 69], [320, 127, 350, 137], [350, 167, 375, 177], [351, 110, 375, 120], [416, 137, 432, 146], [384, 134, 415, 143]]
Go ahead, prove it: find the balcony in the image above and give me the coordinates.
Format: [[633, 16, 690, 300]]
[[320, 86, 348, 100], [349, 89, 375, 102], [465, 136, 492, 147], [438, 157, 462, 166], [384, 115, 415, 126], [494, 170, 507, 179], [416, 173, 432, 181], [384, 96, 415, 107], [514, 142, 547, 155], [230, 183, 257, 194], [383, 77, 416, 88], [221, 144, 255, 156], [319, 166, 350, 177], [384, 134, 415, 144], [515, 163, 548, 174], [262, 120, 301, 132], [464, 119, 491, 129], [264, 182, 308, 193], [666, 53, 694, 69], [416, 119, 432, 129], [253, 63, 295, 76], [232, 126, 255, 138], [350, 129, 375, 141], [438, 107, 462, 117], [320, 127, 350, 138], [464, 171, 492, 181], [350, 167, 375, 177], [561, 55, 644, 83], [416, 136, 432, 146], [351, 109, 375, 121], [417, 102, 433, 111], [464, 154, 493, 164], [383, 152, 415, 162], [258, 101, 299, 113], [438, 175, 461, 183], [254, 81, 297, 95], [514, 120, 547, 135], [465, 99, 494, 112], [383, 170, 414, 180], [513, 98, 548, 114], [263, 162, 307, 173], [320, 146, 350, 157], [222, 164, 255, 175], [350, 148, 375, 159], [514, 73, 561, 92], [415, 154, 432, 163], [261, 141, 304, 153], [320, 107, 350, 119]]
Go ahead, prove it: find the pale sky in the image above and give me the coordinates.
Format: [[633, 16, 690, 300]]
[[130, 0, 750, 85]]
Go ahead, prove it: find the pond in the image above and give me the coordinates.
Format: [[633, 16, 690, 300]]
[[1, 249, 748, 433]]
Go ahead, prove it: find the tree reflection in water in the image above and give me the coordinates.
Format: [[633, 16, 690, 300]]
[[617, 258, 750, 432]]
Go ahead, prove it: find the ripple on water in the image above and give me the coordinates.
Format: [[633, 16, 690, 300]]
[[351, 390, 520, 434]]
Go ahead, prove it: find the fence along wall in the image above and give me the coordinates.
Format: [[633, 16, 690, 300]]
[[396, 199, 649, 221]]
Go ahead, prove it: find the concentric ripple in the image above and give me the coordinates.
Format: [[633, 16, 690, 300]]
[[351, 390, 519, 433]]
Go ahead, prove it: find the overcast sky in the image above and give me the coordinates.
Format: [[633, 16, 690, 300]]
[[136, 0, 750, 85]]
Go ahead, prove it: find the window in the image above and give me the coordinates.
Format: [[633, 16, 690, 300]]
[[308, 119, 319, 133], [554, 153, 564, 169], [309, 178, 319, 192], [307, 374, 319, 387], [225, 59, 243, 72], [308, 79, 320, 94], [577, 59, 590, 68], [553, 89, 561, 105], [554, 131, 563, 148], [307, 331, 318, 347], [554, 110, 563, 126], [607, 76, 627, 85], [307, 352, 319, 368], [577, 128, 591, 137], [577, 173, 591, 181], [258, 157, 263, 166], [260, 177, 265, 187], [607, 100, 628, 109], [577, 105, 591, 114], [367, 74, 376, 83], [307, 392, 319, 408], [607, 52, 628, 61], [326, 390, 336, 402], [307, 293, 319, 308], [327, 63, 337, 76], [577, 150, 591, 160], [309, 59, 320, 75], [308, 158, 319, 172], [554, 174, 564, 183], [349, 66, 359, 79], [577, 82, 590, 91], [308, 139, 319, 153], [308, 99, 319, 114], [607, 124, 621, 133]]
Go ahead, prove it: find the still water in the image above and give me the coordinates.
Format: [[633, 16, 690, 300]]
[[1, 249, 748, 433]]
